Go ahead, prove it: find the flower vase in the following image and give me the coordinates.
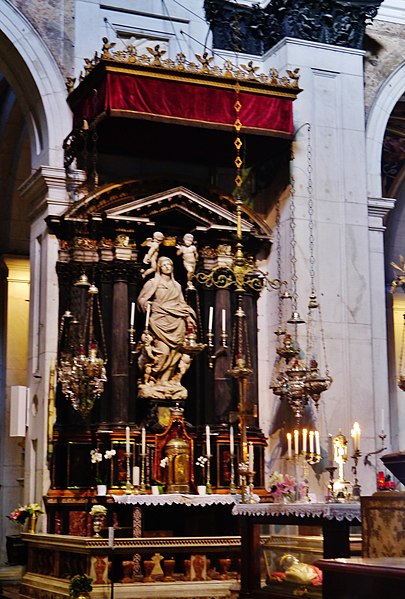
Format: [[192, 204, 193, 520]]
[[282, 495, 294, 504], [27, 513, 38, 534]]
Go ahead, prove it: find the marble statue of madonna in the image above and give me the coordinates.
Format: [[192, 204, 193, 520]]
[[137, 256, 197, 400]]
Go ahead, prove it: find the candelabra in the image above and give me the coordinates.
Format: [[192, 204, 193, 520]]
[[125, 452, 133, 495], [351, 449, 362, 500], [139, 452, 147, 494]]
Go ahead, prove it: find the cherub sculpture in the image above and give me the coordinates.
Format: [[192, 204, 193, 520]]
[[176, 233, 198, 288], [141, 231, 164, 278]]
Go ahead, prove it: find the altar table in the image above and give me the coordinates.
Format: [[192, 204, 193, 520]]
[[232, 502, 361, 598]]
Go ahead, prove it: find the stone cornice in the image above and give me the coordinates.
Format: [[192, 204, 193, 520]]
[[18, 166, 70, 223], [368, 196, 396, 231]]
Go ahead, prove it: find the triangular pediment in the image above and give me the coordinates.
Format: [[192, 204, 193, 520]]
[[59, 180, 272, 240]]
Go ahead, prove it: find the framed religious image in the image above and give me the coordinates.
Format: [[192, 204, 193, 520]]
[[190, 554, 207, 581], [216, 442, 236, 488]]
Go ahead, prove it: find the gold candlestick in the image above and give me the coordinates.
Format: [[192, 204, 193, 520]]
[[205, 454, 212, 494], [229, 452, 237, 494], [351, 449, 362, 500], [238, 461, 249, 504], [326, 466, 337, 502], [125, 452, 133, 495], [139, 452, 147, 494]]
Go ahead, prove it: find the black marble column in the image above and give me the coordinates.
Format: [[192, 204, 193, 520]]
[[110, 264, 130, 424]]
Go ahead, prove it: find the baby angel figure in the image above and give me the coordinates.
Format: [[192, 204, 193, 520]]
[[141, 231, 164, 278], [177, 233, 198, 288]]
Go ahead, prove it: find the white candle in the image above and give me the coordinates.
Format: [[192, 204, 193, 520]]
[[230, 426, 234, 455], [309, 430, 314, 454], [206, 425, 211, 455], [328, 433, 334, 466], [352, 422, 361, 452], [108, 526, 114, 548], [287, 433, 292, 459], [294, 430, 299, 455], [130, 302, 135, 327], [132, 466, 140, 486], [125, 426, 130, 454], [381, 409, 384, 433], [145, 302, 151, 329], [222, 309, 226, 334], [248, 442, 254, 472], [302, 428, 308, 454], [315, 430, 320, 455], [208, 306, 213, 332], [141, 427, 146, 454]]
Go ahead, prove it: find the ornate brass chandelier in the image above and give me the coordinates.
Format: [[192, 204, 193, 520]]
[[270, 125, 332, 422], [58, 281, 107, 417]]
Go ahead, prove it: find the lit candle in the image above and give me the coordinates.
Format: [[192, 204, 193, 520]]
[[328, 433, 334, 466], [315, 430, 320, 455], [309, 430, 314, 454], [287, 432, 292, 459], [230, 426, 234, 455], [130, 302, 135, 327], [222, 309, 226, 334], [302, 428, 308, 454], [206, 425, 211, 455], [141, 427, 146, 454], [132, 466, 140, 486], [145, 302, 151, 329], [352, 422, 361, 452], [208, 306, 213, 332], [294, 429, 299, 455], [381, 409, 384, 434], [125, 426, 130, 454], [248, 442, 254, 472]]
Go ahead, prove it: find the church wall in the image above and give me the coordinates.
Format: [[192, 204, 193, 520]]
[[259, 38, 386, 496]]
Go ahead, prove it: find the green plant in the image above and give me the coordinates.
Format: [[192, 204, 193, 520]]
[[69, 574, 93, 597]]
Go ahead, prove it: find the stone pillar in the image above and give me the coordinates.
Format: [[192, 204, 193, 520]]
[[19, 166, 69, 522], [261, 38, 387, 494], [110, 265, 130, 424]]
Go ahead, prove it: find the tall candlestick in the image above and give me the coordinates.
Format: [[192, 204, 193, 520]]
[[206, 425, 211, 455], [302, 428, 308, 454], [287, 433, 292, 459], [315, 430, 320, 455], [222, 309, 226, 334], [294, 429, 299, 455], [130, 302, 135, 327], [328, 433, 334, 466], [230, 426, 234, 455], [125, 426, 130, 454], [145, 302, 151, 329], [248, 442, 254, 472], [309, 430, 314, 454], [141, 427, 146, 454], [208, 307, 213, 332]]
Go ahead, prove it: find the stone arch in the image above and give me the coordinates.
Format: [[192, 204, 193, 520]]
[[0, 1, 72, 169], [366, 60, 405, 199]]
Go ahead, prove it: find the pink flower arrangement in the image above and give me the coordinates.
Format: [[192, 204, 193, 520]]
[[268, 472, 297, 501]]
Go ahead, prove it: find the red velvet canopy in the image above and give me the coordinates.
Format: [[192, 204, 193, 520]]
[[68, 62, 298, 138]]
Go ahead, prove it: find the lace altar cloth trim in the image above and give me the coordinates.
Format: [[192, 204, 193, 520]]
[[113, 493, 237, 507], [232, 502, 361, 521]]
